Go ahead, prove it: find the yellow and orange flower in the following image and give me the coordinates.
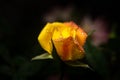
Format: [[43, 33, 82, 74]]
[[38, 21, 87, 61]]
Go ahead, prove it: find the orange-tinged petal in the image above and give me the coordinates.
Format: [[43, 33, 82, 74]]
[[53, 37, 85, 61], [64, 21, 87, 46], [64, 21, 78, 29], [76, 27, 87, 46], [38, 23, 54, 54], [63, 21, 78, 39]]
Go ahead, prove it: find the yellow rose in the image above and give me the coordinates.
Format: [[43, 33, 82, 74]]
[[38, 21, 87, 61]]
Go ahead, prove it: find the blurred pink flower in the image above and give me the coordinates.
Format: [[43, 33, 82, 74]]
[[81, 16, 109, 46], [43, 5, 74, 22]]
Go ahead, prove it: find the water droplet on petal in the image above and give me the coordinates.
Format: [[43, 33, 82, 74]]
[[46, 29, 50, 33]]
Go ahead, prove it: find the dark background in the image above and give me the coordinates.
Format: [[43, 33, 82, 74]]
[[0, 0, 120, 80]]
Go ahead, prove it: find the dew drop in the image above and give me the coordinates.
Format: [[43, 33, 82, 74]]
[[46, 29, 49, 33], [81, 32, 84, 35]]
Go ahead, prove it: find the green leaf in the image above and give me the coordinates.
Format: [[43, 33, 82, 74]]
[[65, 60, 93, 70], [32, 53, 53, 60], [84, 35, 109, 77]]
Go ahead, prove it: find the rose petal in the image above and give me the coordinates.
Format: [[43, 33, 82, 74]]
[[76, 27, 87, 46], [38, 23, 54, 54], [53, 37, 85, 61]]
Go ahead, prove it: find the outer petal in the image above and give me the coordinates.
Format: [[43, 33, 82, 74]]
[[38, 22, 69, 54], [38, 23, 54, 54], [53, 37, 85, 61], [76, 27, 87, 46]]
